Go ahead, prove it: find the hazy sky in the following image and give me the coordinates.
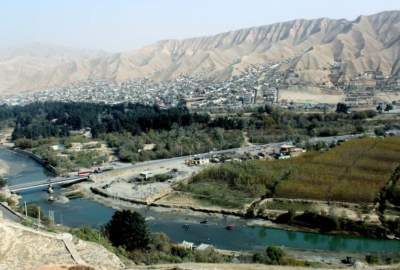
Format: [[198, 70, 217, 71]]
[[1, 0, 399, 52]]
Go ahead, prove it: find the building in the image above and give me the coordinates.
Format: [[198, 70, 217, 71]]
[[263, 86, 278, 104], [179, 241, 194, 250], [185, 156, 210, 166], [139, 171, 153, 180], [196, 243, 213, 251], [183, 96, 206, 109], [344, 90, 374, 108], [279, 144, 306, 158]]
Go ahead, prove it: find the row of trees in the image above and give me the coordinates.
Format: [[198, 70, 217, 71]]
[[247, 105, 378, 143], [7, 102, 210, 139], [102, 127, 243, 162], [2, 102, 381, 145]]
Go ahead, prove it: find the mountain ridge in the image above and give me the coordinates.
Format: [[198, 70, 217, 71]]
[[0, 10, 399, 96]]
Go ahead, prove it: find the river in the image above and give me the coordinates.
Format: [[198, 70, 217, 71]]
[[2, 148, 400, 254]]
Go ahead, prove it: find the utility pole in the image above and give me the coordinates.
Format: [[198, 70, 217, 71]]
[[48, 210, 54, 225], [38, 206, 41, 226]]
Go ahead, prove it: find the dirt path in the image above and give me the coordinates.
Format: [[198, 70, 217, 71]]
[[243, 131, 253, 147]]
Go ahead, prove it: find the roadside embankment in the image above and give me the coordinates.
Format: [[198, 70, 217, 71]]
[[90, 186, 244, 217]]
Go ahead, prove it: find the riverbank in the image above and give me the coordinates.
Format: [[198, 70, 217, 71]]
[[11, 147, 58, 175], [0, 160, 9, 176], [79, 176, 395, 241], [2, 145, 400, 266], [75, 182, 400, 255], [55, 189, 398, 268]]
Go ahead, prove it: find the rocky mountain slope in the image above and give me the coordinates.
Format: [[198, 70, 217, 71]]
[[0, 10, 399, 96]]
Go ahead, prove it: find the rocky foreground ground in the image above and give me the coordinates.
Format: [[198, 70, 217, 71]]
[[0, 219, 123, 270], [37, 263, 400, 270]]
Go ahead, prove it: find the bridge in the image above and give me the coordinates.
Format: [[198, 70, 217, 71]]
[[9, 176, 89, 193]]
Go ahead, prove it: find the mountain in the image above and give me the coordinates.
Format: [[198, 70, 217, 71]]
[[0, 10, 399, 96], [0, 44, 113, 96]]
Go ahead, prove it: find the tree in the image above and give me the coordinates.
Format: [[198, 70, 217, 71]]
[[336, 103, 349, 114], [105, 210, 149, 251], [374, 128, 385, 137], [0, 177, 6, 189], [385, 104, 394, 111]]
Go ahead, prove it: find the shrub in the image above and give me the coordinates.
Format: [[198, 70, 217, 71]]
[[150, 233, 172, 253], [266, 246, 285, 264], [365, 254, 379, 264], [288, 208, 296, 222], [14, 138, 33, 149], [374, 128, 386, 136], [171, 246, 192, 258], [71, 226, 114, 251], [253, 246, 286, 265], [194, 248, 226, 263]]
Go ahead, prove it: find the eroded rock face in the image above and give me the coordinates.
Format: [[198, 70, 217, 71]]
[[0, 11, 399, 96]]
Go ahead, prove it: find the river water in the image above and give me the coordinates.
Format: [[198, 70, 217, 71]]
[[2, 148, 400, 254]]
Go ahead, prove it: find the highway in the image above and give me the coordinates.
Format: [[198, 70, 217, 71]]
[[109, 133, 363, 172], [106, 141, 287, 175]]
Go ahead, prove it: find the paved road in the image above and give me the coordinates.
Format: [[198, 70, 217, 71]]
[[308, 133, 373, 144], [108, 133, 367, 174], [109, 141, 289, 172], [0, 203, 21, 222]]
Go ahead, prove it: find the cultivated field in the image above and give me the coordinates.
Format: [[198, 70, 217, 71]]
[[275, 136, 400, 202], [183, 137, 400, 207]]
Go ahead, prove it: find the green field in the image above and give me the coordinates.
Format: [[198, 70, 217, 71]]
[[182, 136, 400, 206], [275, 136, 400, 202]]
